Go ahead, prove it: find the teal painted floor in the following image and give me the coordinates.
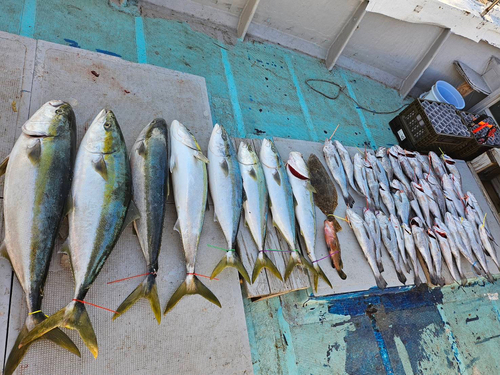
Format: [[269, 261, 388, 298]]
[[3, 1, 500, 374]]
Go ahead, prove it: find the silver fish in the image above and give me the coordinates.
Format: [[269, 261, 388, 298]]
[[451, 174, 465, 202], [354, 153, 372, 207], [333, 140, 361, 196], [479, 225, 500, 271], [21, 109, 136, 356], [376, 147, 393, 181], [402, 223, 423, 286], [443, 190, 458, 217], [405, 151, 424, 181], [434, 217, 465, 282], [390, 178, 411, 199], [379, 182, 396, 217], [410, 199, 426, 226], [429, 151, 446, 179], [363, 208, 383, 272], [466, 191, 495, 243], [208, 124, 249, 284], [324, 140, 355, 207], [433, 226, 464, 285], [427, 229, 445, 286], [377, 211, 406, 284], [442, 174, 464, 217], [238, 142, 282, 283], [388, 146, 413, 199], [442, 154, 461, 186], [1, 101, 80, 372], [462, 218, 493, 282], [417, 152, 433, 177], [165, 120, 221, 313], [367, 151, 389, 187], [287, 152, 331, 291], [365, 160, 381, 210], [425, 172, 446, 217], [114, 119, 168, 324], [390, 214, 410, 273], [399, 153, 416, 182], [412, 182, 432, 227], [346, 208, 387, 289], [261, 139, 315, 280], [393, 189, 410, 226], [411, 217, 437, 285], [420, 179, 442, 223], [443, 214, 467, 279]]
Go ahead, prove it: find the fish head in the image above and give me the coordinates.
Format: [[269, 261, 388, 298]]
[[260, 138, 281, 169], [136, 118, 167, 145], [323, 139, 336, 154], [390, 179, 402, 191], [410, 217, 423, 228], [427, 228, 437, 239], [85, 109, 124, 154], [287, 151, 309, 179], [237, 141, 258, 165], [442, 154, 456, 166], [170, 120, 201, 151], [375, 147, 387, 158], [434, 227, 447, 239], [208, 123, 231, 157], [22, 100, 75, 137]]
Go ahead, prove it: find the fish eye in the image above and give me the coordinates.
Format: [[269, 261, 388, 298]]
[[104, 122, 111, 129]]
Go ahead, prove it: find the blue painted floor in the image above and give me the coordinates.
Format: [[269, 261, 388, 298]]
[[2, 1, 500, 374]]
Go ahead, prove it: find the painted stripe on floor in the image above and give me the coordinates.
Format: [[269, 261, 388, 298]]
[[339, 70, 377, 148], [284, 53, 317, 141], [437, 304, 467, 375], [369, 314, 394, 375], [135, 17, 148, 64], [221, 48, 245, 137], [20, 0, 36, 38], [276, 305, 299, 374]]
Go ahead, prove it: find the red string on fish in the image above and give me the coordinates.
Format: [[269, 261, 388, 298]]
[[107, 272, 156, 285], [186, 272, 219, 280], [72, 299, 118, 314]]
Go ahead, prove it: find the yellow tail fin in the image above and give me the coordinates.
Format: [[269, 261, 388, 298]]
[[210, 251, 251, 284], [252, 252, 283, 283]]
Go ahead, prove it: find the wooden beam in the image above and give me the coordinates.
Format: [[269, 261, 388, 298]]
[[399, 28, 451, 98], [237, 0, 261, 40], [325, 0, 368, 70], [469, 85, 500, 113]]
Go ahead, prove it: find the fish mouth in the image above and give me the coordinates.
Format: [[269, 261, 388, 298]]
[[22, 126, 54, 138]]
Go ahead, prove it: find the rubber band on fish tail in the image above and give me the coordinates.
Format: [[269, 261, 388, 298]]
[[186, 273, 219, 280], [327, 213, 347, 222], [329, 124, 340, 140], [107, 271, 156, 285], [28, 310, 48, 318], [207, 244, 235, 252], [72, 299, 118, 314]]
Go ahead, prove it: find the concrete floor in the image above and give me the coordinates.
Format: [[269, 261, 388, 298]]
[[2, 1, 500, 374]]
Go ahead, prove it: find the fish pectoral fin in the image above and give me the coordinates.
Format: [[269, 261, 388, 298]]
[[173, 218, 181, 234], [273, 170, 281, 186], [194, 151, 209, 163], [27, 139, 41, 164], [248, 167, 257, 180], [0, 241, 10, 263], [220, 159, 229, 177], [136, 141, 147, 157], [0, 155, 9, 176], [92, 155, 108, 181], [122, 200, 141, 232], [169, 156, 176, 173], [306, 182, 317, 194]]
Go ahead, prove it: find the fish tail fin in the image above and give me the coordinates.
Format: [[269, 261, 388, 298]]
[[344, 194, 355, 208], [252, 252, 283, 283], [414, 272, 423, 287], [164, 275, 221, 315], [113, 273, 161, 324], [404, 259, 411, 273], [5, 314, 81, 375], [486, 271, 495, 284], [377, 259, 384, 273], [312, 263, 333, 292], [284, 252, 315, 281], [210, 251, 251, 284], [19, 301, 98, 358], [460, 277, 468, 287], [375, 274, 387, 289], [396, 269, 407, 285]]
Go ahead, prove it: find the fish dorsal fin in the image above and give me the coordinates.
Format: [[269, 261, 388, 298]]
[[0, 242, 10, 263], [248, 167, 257, 180], [92, 155, 108, 181], [173, 218, 180, 234], [273, 170, 281, 186], [220, 159, 229, 177], [194, 151, 209, 163], [27, 139, 42, 164], [123, 200, 140, 231], [306, 182, 316, 194], [137, 141, 147, 157], [0, 155, 9, 177]]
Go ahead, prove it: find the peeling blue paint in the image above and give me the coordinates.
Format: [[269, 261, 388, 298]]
[[221, 47, 245, 137], [134, 17, 147, 64], [63, 38, 80, 48], [437, 304, 467, 375], [369, 313, 395, 375], [95, 48, 122, 57], [19, 0, 36, 38]]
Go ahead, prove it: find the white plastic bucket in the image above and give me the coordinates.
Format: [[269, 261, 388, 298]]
[[421, 80, 465, 109]]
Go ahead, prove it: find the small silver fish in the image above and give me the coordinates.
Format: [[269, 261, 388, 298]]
[[412, 182, 432, 227], [388, 147, 412, 198], [380, 182, 396, 217], [377, 211, 406, 284], [324, 140, 355, 207], [333, 140, 361, 196], [442, 174, 464, 217], [420, 179, 442, 223], [354, 153, 372, 207], [425, 173, 446, 217], [376, 147, 393, 181], [390, 214, 410, 273], [442, 154, 461, 186], [433, 226, 464, 285], [364, 208, 383, 272], [367, 152, 390, 187], [402, 223, 423, 286], [427, 229, 445, 286], [411, 217, 437, 285], [365, 160, 381, 210], [390, 178, 411, 200], [405, 151, 424, 181], [410, 199, 426, 226], [346, 208, 387, 289], [393, 189, 410, 226], [479, 225, 500, 272], [429, 151, 446, 179], [462, 218, 493, 282], [417, 152, 433, 177], [451, 174, 464, 202], [399, 153, 416, 182]]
